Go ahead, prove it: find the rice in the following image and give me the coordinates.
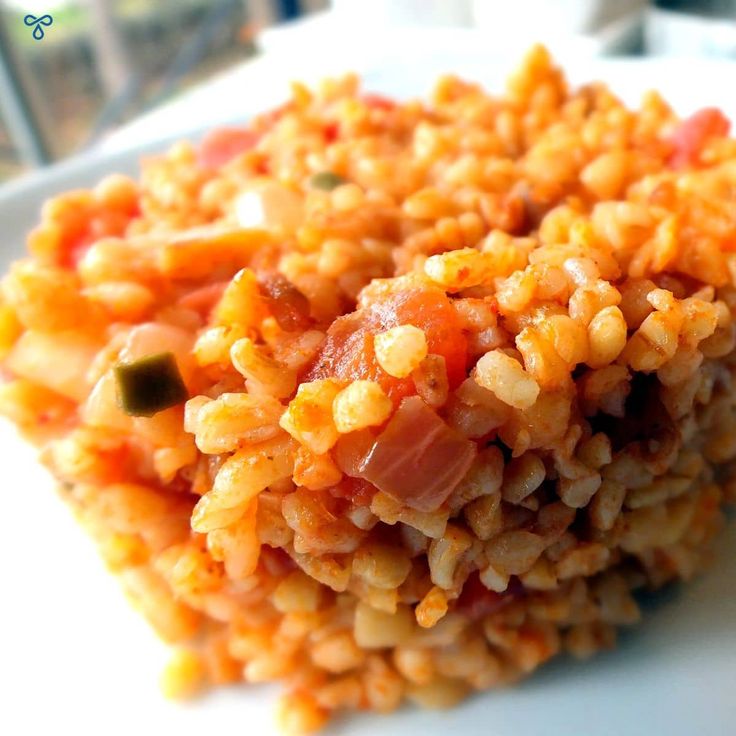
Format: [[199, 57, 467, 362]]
[[1, 44, 735, 734]]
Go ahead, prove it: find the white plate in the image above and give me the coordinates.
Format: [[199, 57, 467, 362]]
[[1, 54, 735, 736]]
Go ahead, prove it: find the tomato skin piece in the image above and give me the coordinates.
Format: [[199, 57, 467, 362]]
[[455, 571, 504, 620], [62, 233, 94, 269], [306, 287, 467, 403], [669, 107, 731, 168], [177, 281, 229, 316], [257, 272, 312, 331], [197, 127, 260, 169], [380, 289, 467, 387], [307, 310, 398, 393], [362, 93, 396, 111], [61, 210, 135, 269], [455, 572, 525, 620], [255, 101, 291, 129]]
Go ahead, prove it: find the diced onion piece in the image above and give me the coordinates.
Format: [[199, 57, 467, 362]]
[[83, 370, 134, 431], [669, 107, 730, 168], [6, 330, 99, 401], [333, 428, 376, 476], [358, 396, 476, 512], [234, 180, 304, 232]]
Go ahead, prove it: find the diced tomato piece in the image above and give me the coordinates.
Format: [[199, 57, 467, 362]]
[[381, 289, 467, 385], [198, 127, 260, 169], [255, 101, 291, 129], [306, 287, 467, 403], [50, 204, 98, 270], [323, 122, 340, 143], [307, 310, 384, 384], [669, 107, 731, 168], [456, 572, 504, 620], [75, 441, 134, 485], [178, 281, 229, 316], [61, 233, 94, 269], [362, 93, 396, 111], [90, 209, 136, 239], [91, 451, 140, 486], [59, 210, 136, 269], [456, 572, 525, 621]]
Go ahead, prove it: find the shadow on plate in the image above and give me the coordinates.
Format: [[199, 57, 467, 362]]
[[523, 517, 736, 692], [327, 518, 735, 735]]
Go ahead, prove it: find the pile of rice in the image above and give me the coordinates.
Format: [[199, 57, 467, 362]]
[[2, 46, 736, 733]]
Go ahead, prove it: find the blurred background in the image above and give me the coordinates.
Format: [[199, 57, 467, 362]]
[[2, 0, 736, 185]]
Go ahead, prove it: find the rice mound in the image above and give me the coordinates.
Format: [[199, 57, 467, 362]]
[[2, 46, 736, 733]]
